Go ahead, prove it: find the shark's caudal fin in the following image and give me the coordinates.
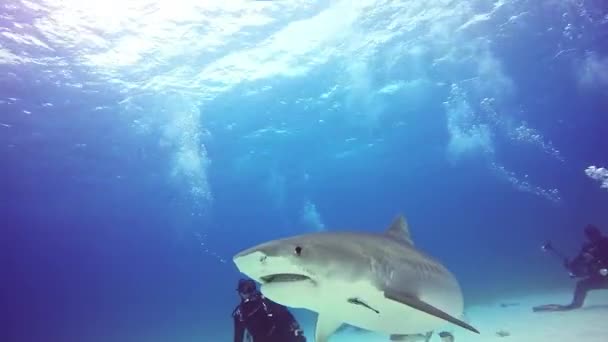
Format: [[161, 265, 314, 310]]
[[384, 290, 480, 334], [314, 314, 343, 342], [385, 215, 414, 245]]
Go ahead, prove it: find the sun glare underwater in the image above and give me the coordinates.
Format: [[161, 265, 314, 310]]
[[2, 1, 608, 342]]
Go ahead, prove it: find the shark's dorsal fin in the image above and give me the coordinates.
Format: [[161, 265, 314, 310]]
[[385, 215, 413, 245]]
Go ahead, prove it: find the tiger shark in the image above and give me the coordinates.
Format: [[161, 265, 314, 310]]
[[233, 215, 479, 341]]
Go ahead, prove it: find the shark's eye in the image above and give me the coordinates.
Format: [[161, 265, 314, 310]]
[[294, 246, 303, 256]]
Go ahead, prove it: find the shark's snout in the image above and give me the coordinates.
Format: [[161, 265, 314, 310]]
[[233, 248, 313, 286], [233, 246, 264, 260], [233, 250, 267, 277]]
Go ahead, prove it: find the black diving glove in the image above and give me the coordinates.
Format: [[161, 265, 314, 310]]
[[289, 322, 305, 340]]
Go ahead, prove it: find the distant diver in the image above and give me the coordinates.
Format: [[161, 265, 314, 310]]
[[232, 278, 306, 342], [534, 224, 608, 312]]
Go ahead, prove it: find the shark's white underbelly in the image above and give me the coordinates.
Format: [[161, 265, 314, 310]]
[[316, 281, 463, 334]]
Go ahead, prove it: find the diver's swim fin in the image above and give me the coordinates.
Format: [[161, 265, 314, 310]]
[[532, 304, 570, 312]]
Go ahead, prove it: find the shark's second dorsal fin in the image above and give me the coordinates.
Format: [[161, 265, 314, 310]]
[[385, 215, 413, 245]]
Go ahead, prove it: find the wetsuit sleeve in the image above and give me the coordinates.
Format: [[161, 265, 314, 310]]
[[567, 248, 587, 272], [599, 239, 608, 264], [233, 311, 245, 342]]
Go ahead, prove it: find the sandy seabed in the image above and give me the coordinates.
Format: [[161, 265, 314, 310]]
[[307, 290, 608, 342]]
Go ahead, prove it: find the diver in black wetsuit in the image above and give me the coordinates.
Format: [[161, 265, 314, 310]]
[[534, 225, 608, 312], [232, 278, 306, 342]]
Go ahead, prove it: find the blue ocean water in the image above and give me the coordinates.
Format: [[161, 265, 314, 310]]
[[1, 0, 607, 341]]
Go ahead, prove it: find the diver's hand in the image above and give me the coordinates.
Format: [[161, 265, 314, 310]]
[[600, 268, 608, 277]]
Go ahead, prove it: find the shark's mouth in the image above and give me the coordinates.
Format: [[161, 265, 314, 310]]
[[260, 273, 310, 283]]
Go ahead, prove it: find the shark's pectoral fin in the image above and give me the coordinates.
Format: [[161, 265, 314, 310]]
[[314, 314, 343, 342], [384, 290, 479, 334]]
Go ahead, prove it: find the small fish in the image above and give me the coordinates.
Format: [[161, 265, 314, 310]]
[[391, 331, 433, 341], [438, 331, 455, 342], [496, 330, 511, 337]]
